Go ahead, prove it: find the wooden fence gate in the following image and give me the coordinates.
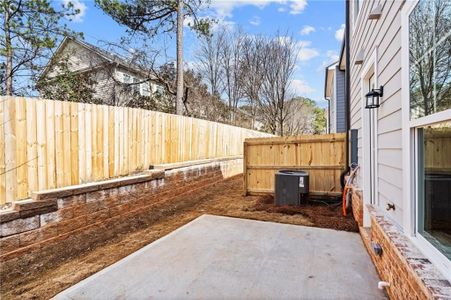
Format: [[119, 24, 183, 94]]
[[243, 133, 346, 197]]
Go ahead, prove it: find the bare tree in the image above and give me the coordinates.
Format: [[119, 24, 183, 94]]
[[221, 28, 244, 123], [259, 34, 298, 135], [196, 28, 225, 97], [240, 35, 266, 129], [194, 29, 301, 134], [103, 39, 230, 119], [195, 28, 325, 135]]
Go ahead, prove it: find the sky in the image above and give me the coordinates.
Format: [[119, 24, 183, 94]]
[[63, 0, 345, 108]]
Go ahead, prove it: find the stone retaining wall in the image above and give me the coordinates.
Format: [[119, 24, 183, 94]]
[[351, 189, 451, 299], [0, 157, 242, 284]]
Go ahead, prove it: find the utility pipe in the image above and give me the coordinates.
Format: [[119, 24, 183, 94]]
[[340, 0, 352, 189], [378, 281, 390, 290]]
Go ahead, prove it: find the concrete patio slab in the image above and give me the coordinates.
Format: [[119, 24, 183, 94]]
[[55, 215, 386, 300]]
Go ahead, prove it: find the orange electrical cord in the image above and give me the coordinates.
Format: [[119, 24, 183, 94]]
[[342, 186, 349, 216]]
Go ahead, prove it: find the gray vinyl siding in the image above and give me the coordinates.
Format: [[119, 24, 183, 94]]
[[349, 0, 404, 226], [335, 67, 346, 133], [91, 69, 117, 105], [330, 88, 337, 133]]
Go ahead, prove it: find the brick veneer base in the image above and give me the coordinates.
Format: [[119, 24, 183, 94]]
[[0, 157, 242, 284], [350, 188, 451, 299], [351, 187, 363, 227]]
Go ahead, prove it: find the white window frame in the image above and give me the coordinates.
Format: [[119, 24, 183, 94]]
[[114, 70, 123, 82], [122, 73, 131, 84], [360, 47, 379, 227], [140, 81, 150, 97], [131, 77, 140, 94], [155, 84, 165, 95], [401, 0, 451, 281]]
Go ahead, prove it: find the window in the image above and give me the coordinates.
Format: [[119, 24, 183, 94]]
[[141, 82, 150, 97], [155, 85, 165, 95], [417, 122, 451, 259], [409, 1, 451, 119], [132, 77, 140, 94], [122, 73, 131, 84], [408, 0, 451, 271]]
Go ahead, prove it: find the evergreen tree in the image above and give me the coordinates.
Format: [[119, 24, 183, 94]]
[[1, 0, 81, 95], [95, 0, 212, 115]]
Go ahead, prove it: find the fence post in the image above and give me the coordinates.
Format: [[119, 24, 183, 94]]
[[243, 141, 248, 196], [0, 97, 271, 203]]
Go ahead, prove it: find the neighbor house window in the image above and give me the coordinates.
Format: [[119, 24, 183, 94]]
[[409, 0, 451, 265], [122, 73, 131, 84], [141, 82, 150, 96], [132, 77, 140, 94], [155, 85, 165, 95]]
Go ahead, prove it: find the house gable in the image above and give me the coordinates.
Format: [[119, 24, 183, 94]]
[[44, 38, 109, 79]]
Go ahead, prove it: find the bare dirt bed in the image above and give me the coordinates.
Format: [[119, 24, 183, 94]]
[[1, 175, 357, 299]]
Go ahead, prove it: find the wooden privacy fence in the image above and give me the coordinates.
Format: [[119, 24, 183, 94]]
[[243, 133, 346, 197], [0, 97, 271, 204]]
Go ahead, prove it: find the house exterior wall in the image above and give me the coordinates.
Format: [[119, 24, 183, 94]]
[[335, 67, 346, 133], [349, 0, 451, 295], [330, 84, 337, 133], [112, 66, 149, 106], [91, 68, 117, 104], [326, 66, 346, 134], [349, 0, 404, 225]]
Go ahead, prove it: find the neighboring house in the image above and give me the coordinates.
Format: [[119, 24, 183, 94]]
[[39, 37, 165, 105], [324, 61, 346, 133], [341, 0, 450, 298]]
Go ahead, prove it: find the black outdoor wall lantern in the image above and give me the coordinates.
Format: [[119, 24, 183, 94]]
[[365, 86, 383, 109]]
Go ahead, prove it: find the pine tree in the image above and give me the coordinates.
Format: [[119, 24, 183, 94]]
[[95, 0, 211, 115], [1, 0, 80, 95]]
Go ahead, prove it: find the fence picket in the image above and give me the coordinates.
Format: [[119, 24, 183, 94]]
[[15, 98, 28, 199], [243, 134, 346, 197], [70, 102, 79, 185], [0, 97, 271, 203], [26, 99, 38, 194], [54, 101, 64, 187], [0, 97, 5, 201]]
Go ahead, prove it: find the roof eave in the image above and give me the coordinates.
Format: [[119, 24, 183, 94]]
[[338, 35, 346, 71], [324, 61, 338, 98]]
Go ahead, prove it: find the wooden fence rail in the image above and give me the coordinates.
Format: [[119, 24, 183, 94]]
[[0, 97, 271, 203], [243, 133, 346, 197]]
